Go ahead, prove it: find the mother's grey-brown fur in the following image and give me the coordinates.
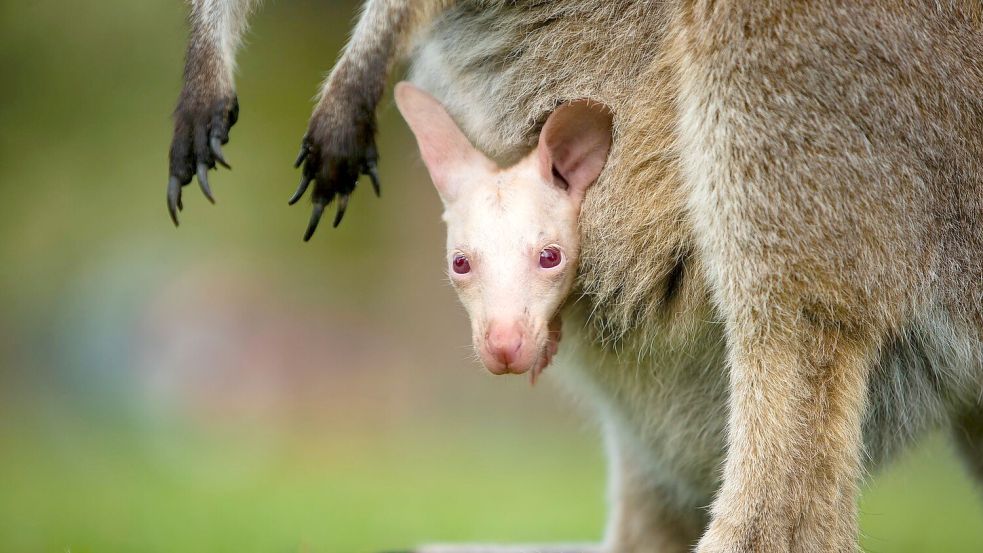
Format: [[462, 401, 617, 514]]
[[169, 1, 983, 551], [412, 4, 983, 550]]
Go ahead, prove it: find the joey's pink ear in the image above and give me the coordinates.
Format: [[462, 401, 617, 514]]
[[537, 100, 613, 206], [394, 82, 494, 201]]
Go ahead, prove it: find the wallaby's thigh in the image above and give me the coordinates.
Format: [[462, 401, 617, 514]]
[[669, 2, 983, 552]]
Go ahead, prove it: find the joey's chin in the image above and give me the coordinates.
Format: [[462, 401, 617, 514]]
[[477, 340, 554, 376], [476, 346, 535, 376], [479, 354, 534, 376]]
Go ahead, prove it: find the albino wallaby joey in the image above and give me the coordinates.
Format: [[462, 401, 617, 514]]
[[168, 1, 983, 552], [393, 82, 612, 382]]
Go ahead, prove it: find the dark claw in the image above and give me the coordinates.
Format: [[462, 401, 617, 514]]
[[167, 176, 182, 226], [332, 194, 350, 228], [288, 175, 312, 205], [196, 163, 216, 204], [291, 107, 378, 239], [366, 161, 381, 197], [303, 201, 326, 242], [210, 136, 231, 169], [167, 92, 238, 226], [294, 144, 309, 168]]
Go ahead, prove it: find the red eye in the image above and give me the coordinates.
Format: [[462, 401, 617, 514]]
[[452, 254, 471, 274], [539, 246, 562, 269]]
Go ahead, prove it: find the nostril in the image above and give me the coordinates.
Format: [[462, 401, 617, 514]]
[[490, 337, 522, 365], [485, 323, 525, 366]]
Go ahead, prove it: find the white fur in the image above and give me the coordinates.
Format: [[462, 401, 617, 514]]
[[190, 0, 259, 88], [395, 82, 611, 378], [440, 157, 579, 375]]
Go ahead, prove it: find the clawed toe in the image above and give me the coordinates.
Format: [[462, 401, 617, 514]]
[[303, 201, 326, 242], [166, 94, 238, 226], [210, 136, 231, 169], [332, 194, 350, 228], [288, 118, 381, 240], [366, 159, 382, 197], [167, 176, 183, 226], [196, 163, 215, 204], [289, 175, 313, 206]]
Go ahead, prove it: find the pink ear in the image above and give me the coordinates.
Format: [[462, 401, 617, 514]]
[[537, 100, 613, 206], [394, 82, 493, 201]]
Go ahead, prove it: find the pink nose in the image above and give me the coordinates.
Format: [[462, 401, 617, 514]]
[[486, 323, 524, 368]]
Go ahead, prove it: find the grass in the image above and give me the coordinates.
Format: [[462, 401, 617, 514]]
[[1, 408, 982, 553]]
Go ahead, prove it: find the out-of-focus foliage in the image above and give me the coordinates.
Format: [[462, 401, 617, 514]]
[[0, 1, 980, 551]]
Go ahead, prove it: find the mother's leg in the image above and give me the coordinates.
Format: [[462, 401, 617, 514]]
[[670, 3, 937, 551], [603, 429, 706, 553]]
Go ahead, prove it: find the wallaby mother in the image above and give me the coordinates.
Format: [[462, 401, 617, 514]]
[[167, 1, 983, 552]]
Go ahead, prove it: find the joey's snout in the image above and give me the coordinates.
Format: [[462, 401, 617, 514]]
[[483, 322, 526, 374], [476, 317, 563, 378]]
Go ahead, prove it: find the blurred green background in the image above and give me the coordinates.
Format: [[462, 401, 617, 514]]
[[0, 1, 981, 551]]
